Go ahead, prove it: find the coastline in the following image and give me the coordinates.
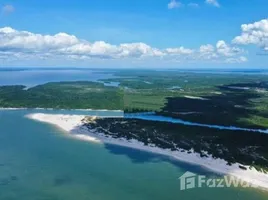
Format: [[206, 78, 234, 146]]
[[26, 113, 268, 191]]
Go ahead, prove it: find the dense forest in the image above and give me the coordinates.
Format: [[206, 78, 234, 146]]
[[157, 84, 268, 129], [0, 82, 123, 110]]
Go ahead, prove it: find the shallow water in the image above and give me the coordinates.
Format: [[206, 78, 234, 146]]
[[0, 110, 267, 200]]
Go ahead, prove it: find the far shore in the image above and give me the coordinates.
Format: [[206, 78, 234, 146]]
[[26, 113, 268, 191], [0, 107, 123, 112]]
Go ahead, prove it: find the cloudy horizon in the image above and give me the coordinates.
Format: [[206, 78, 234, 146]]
[[0, 0, 267, 68]]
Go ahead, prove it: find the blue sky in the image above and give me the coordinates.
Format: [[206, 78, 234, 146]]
[[0, 0, 268, 68]]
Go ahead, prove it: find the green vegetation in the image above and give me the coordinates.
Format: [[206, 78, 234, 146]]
[[157, 87, 266, 129], [84, 117, 268, 172], [106, 71, 268, 128], [1, 70, 268, 128], [0, 82, 123, 110]]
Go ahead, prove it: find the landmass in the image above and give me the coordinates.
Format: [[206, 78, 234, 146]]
[[0, 81, 123, 110], [1, 71, 267, 128]]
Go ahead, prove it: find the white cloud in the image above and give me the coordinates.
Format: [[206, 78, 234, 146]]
[[0, 27, 246, 64], [232, 19, 268, 51], [200, 44, 215, 54], [216, 40, 243, 56], [188, 3, 199, 8], [0, 27, 168, 60], [1, 5, 15, 15], [119, 43, 165, 57], [166, 47, 194, 55], [225, 56, 248, 64], [168, 0, 183, 9], [197, 41, 244, 62], [199, 44, 217, 59], [205, 0, 220, 7], [0, 27, 79, 51]]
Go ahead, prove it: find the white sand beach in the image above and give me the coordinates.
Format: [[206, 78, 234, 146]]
[[26, 113, 101, 143], [26, 113, 268, 190]]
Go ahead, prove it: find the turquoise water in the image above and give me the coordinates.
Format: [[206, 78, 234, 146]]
[[0, 110, 268, 200]]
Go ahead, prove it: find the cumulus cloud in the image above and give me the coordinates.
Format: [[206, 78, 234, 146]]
[[199, 44, 217, 59], [216, 40, 243, 56], [0, 27, 79, 51], [225, 56, 248, 64], [1, 5, 15, 15], [197, 41, 244, 63], [0, 27, 246, 64], [0, 27, 168, 60], [232, 19, 268, 51], [205, 0, 220, 7], [166, 47, 194, 55], [168, 0, 183, 9]]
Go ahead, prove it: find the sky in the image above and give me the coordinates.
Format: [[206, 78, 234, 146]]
[[0, 0, 267, 68]]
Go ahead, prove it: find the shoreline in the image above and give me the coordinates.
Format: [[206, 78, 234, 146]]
[[26, 113, 268, 191]]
